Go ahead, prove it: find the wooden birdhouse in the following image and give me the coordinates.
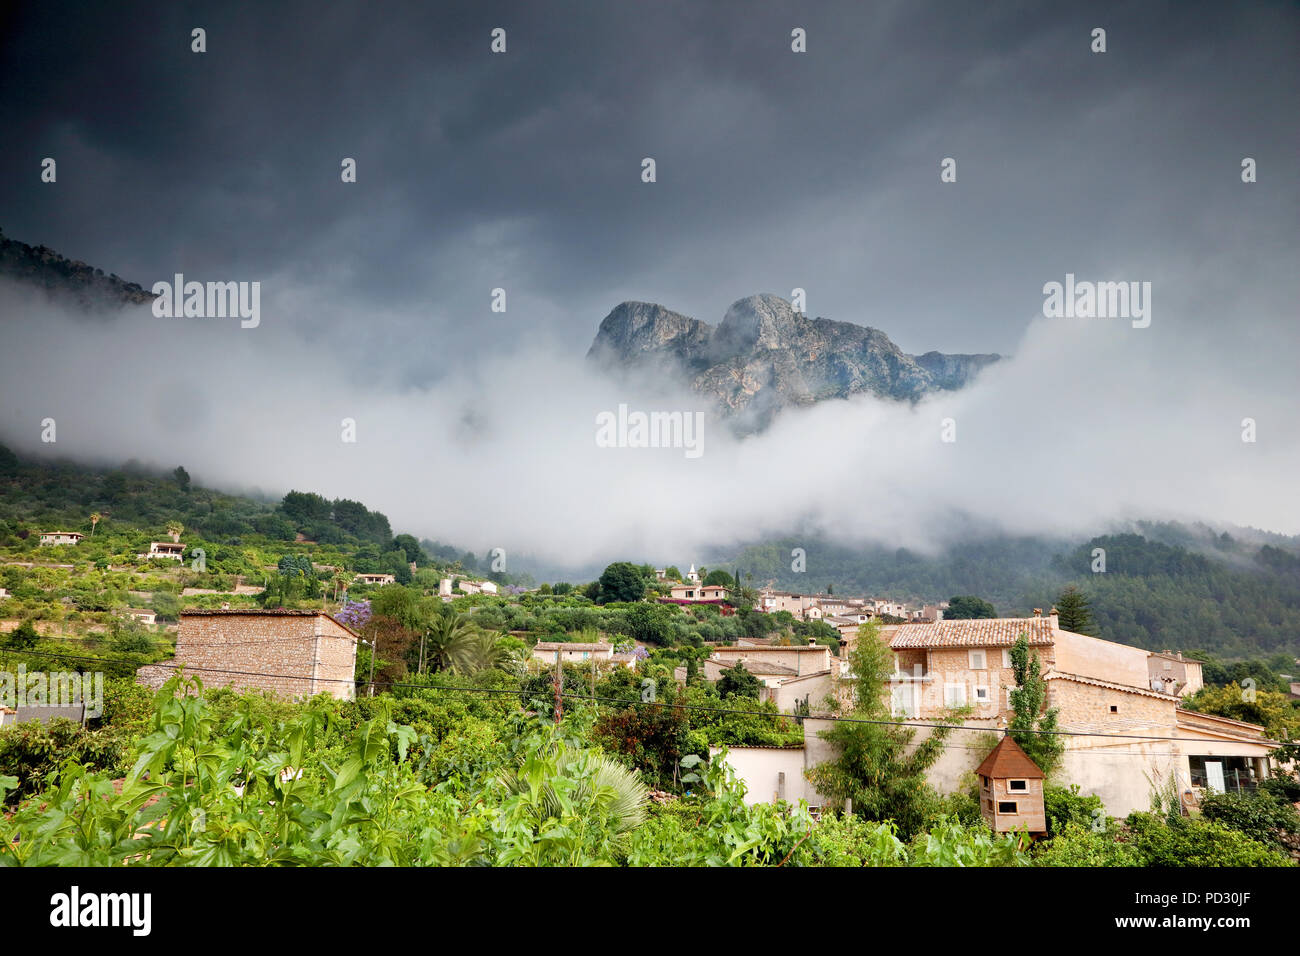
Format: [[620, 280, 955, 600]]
[[975, 736, 1047, 836]]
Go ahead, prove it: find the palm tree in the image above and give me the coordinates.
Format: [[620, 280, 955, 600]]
[[501, 743, 649, 838], [456, 629, 520, 676], [89, 513, 101, 537], [166, 521, 183, 542], [422, 610, 477, 673]]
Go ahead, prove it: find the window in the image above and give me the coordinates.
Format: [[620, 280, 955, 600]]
[[969, 650, 987, 670], [998, 801, 1018, 814], [1008, 779, 1027, 792], [1001, 648, 1011, 668], [1109, 705, 1118, 714], [981, 775, 990, 788], [944, 683, 967, 707], [891, 683, 918, 718], [975, 685, 990, 703]]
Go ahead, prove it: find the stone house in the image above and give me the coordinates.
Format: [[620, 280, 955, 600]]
[[135, 609, 359, 700], [355, 572, 396, 586], [1145, 649, 1204, 696], [709, 644, 832, 676], [875, 612, 1279, 816], [532, 640, 615, 664], [138, 541, 184, 560], [667, 583, 729, 602], [38, 531, 83, 546]]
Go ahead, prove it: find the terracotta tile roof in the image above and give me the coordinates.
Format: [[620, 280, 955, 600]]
[[711, 645, 829, 653], [974, 737, 1044, 779], [889, 617, 1056, 649], [711, 657, 800, 676], [179, 608, 360, 638], [1044, 670, 1179, 701], [1175, 708, 1274, 743]]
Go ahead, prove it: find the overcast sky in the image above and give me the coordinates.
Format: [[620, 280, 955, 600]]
[[1, 1, 1297, 569]]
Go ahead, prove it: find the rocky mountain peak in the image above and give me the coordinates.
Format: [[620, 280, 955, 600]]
[[587, 294, 1002, 431]]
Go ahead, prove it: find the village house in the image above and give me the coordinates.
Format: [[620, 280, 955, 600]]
[[1146, 649, 1204, 696], [665, 583, 729, 602], [531, 640, 616, 664], [875, 611, 1276, 815], [439, 577, 498, 596], [720, 612, 1277, 817], [355, 572, 396, 586], [135, 609, 359, 700], [38, 531, 83, 546], [674, 644, 843, 714], [123, 608, 157, 626], [137, 541, 184, 561]]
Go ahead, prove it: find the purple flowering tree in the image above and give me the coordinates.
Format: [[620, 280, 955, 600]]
[[335, 599, 371, 630]]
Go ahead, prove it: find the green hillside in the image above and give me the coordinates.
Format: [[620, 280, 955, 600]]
[[714, 525, 1300, 659]]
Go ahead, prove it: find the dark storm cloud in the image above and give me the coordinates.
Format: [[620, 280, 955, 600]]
[[1, 1, 1298, 564], [3, 1, 1296, 357]]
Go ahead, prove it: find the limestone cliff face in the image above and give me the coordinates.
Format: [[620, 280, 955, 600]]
[[588, 293, 1000, 429]]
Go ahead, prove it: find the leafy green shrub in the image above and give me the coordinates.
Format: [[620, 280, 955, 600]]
[[908, 817, 1032, 867], [1124, 811, 1294, 867], [1260, 773, 1300, 804], [0, 717, 133, 806], [1036, 822, 1141, 867], [1198, 790, 1299, 851], [1044, 783, 1106, 837]]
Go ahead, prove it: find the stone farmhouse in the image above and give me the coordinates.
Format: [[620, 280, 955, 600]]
[[532, 640, 616, 664], [136, 609, 359, 700], [138, 541, 184, 561], [875, 610, 1274, 815], [715, 610, 1278, 817], [38, 531, 83, 546]]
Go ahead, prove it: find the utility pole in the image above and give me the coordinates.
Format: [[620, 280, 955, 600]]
[[366, 638, 376, 697], [418, 629, 427, 676], [553, 649, 563, 724]]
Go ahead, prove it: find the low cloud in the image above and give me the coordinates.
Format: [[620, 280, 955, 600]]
[[2, 276, 1297, 575]]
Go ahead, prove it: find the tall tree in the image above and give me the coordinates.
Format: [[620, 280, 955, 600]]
[[1007, 633, 1064, 776], [596, 561, 648, 604], [1054, 585, 1097, 635], [806, 621, 960, 838], [89, 513, 101, 537], [945, 595, 997, 619], [716, 661, 760, 699]]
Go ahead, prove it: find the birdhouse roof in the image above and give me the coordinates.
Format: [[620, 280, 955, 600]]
[[974, 736, 1045, 779]]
